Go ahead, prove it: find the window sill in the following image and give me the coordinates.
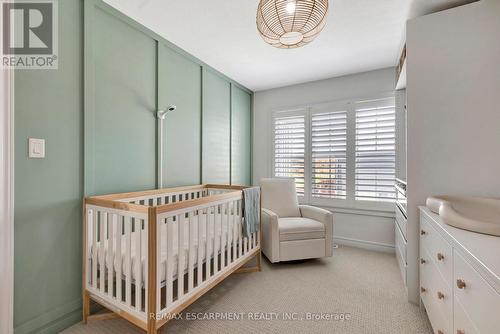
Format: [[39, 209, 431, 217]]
[[318, 205, 395, 218]]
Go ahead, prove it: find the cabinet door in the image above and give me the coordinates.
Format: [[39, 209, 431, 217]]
[[231, 86, 252, 185], [202, 69, 230, 184], [159, 45, 202, 187]]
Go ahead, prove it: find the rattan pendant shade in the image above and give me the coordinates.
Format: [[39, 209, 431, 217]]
[[257, 0, 329, 49]]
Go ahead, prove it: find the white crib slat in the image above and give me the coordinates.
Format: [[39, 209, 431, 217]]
[[107, 213, 115, 297], [227, 203, 232, 265], [86, 209, 92, 288], [166, 217, 174, 306], [205, 207, 212, 279], [115, 215, 122, 302], [238, 202, 242, 258], [220, 203, 226, 269], [91, 210, 98, 289], [135, 218, 142, 311], [232, 201, 237, 261], [187, 212, 194, 292], [177, 214, 185, 300], [99, 212, 106, 293], [213, 206, 219, 273], [124, 216, 132, 307], [197, 210, 203, 286], [143, 216, 148, 314], [156, 218, 162, 313]]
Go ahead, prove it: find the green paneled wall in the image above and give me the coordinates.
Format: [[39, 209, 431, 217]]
[[85, 6, 157, 195], [13, 0, 252, 333], [202, 69, 231, 184], [159, 45, 202, 187], [231, 87, 252, 185], [14, 0, 83, 333]]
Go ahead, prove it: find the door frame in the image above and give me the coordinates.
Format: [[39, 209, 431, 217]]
[[0, 65, 15, 334]]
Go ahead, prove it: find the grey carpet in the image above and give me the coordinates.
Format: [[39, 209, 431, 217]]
[[62, 245, 432, 334]]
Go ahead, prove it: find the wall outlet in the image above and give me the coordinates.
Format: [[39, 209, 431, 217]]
[[28, 138, 45, 158]]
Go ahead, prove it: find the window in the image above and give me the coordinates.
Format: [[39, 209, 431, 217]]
[[311, 110, 347, 199], [355, 99, 396, 202], [273, 113, 305, 196], [272, 96, 397, 209]]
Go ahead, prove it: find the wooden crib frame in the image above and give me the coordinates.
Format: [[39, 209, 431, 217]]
[[82, 184, 261, 333]]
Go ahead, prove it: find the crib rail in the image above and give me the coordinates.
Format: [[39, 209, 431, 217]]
[[84, 202, 149, 324], [83, 184, 260, 333], [155, 190, 260, 318]]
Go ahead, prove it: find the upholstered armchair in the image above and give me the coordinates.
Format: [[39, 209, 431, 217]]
[[260, 178, 334, 263]]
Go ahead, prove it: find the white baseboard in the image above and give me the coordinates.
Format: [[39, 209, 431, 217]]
[[334, 236, 395, 254]]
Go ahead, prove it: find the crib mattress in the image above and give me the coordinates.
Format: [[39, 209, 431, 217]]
[[93, 213, 243, 285]]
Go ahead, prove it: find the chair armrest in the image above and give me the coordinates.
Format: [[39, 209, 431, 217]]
[[299, 205, 334, 257], [261, 208, 280, 263], [299, 205, 332, 224]]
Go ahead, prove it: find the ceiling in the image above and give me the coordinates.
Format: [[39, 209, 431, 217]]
[[102, 0, 476, 91]]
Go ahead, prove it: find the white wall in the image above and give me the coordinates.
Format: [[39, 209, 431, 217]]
[[253, 68, 398, 251], [406, 0, 500, 303]]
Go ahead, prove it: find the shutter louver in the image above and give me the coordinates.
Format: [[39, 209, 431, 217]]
[[355, 98, 396, 202], [274, 114, 305, 196], [311, 110, 347, 199]]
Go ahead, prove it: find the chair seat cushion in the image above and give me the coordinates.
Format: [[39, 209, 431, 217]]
[[278, 217, 325, 242]]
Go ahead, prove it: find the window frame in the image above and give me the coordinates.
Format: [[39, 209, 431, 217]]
[[269, 93, 399, 212], [270, 107, 309, 203]]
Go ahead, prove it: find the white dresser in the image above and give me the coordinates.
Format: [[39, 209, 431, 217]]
[[419, 207, 500, 334]]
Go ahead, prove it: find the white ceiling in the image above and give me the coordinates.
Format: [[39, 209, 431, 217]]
[[102, 0, 474, 91]]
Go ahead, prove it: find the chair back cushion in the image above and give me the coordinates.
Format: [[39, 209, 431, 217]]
[[260, 178, 301, 217]]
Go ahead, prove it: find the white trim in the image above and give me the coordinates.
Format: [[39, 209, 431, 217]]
[[334, 236, 395, 254], [321, 205, 395, 219], [0, 66, 15, 333]]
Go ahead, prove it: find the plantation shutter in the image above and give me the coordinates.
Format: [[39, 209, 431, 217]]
[[311, 110, 347, 199], [355, 98, 396, 202], [273, 114, 305, 196]]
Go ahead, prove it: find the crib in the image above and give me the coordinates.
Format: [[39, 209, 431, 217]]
[[82, 184, 261, 333]]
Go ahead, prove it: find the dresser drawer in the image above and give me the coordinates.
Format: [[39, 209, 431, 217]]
[[420, 215, 453, 285], [454, 250, 500, 334], [395, 221, 407, 263], [454, 296, 479, 334], [420, 247, 453, 333], [395, 222, 407, 285], [395, 206, 407, 240], [421, 285, 451, 334]]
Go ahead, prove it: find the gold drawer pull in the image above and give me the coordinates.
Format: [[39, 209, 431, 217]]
[[420, 258, 426, 264], [437, 253, 445, 261], [456, 279, 466, 289], [437, 291, 445, 300], [457, 330, 465, 334], [421, 230, 426, 235], [421, 287, 427, 293]]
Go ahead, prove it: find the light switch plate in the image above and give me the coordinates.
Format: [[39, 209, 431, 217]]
[[29, 138, 45, 158]]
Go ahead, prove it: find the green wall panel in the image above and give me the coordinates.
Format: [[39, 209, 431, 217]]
[[159, 45, 202, 187], [14, 0, 83, 333], [231, 86, 252, 185], [202, 69, 231, 184], [86, 6, 157, 195]]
